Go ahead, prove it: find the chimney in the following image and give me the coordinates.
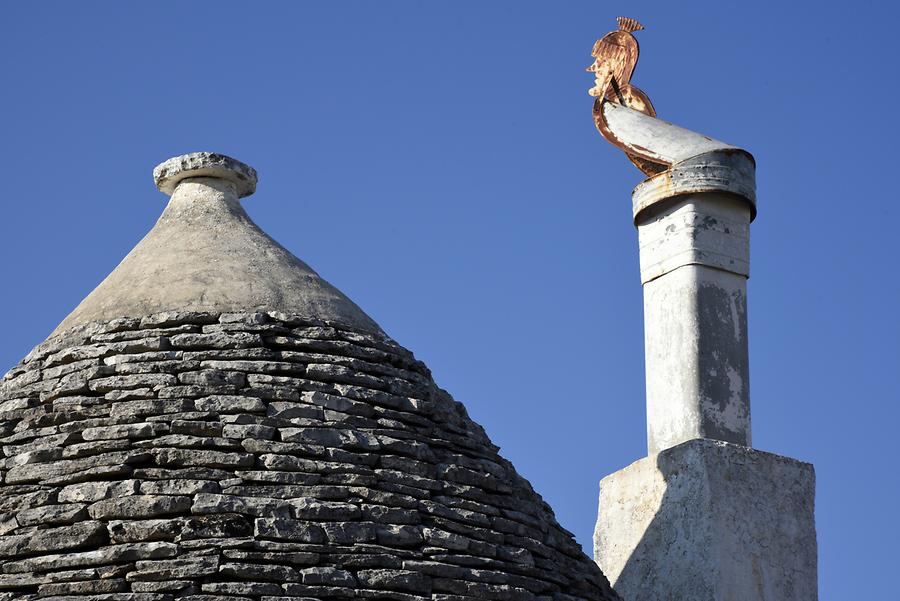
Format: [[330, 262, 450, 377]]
[[629, 118, 755, 455], [588, 20, 817, 601]]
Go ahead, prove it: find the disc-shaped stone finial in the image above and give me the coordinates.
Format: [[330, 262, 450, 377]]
[[153, 152, 258, 197]]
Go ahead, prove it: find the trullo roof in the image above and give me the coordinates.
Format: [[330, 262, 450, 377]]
[[0, 153, 618, 601]]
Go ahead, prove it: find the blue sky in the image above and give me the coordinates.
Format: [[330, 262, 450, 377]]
[[1, 2, 897, 598]]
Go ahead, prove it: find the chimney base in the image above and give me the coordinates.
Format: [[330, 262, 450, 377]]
[[594, 439, 817, 601]]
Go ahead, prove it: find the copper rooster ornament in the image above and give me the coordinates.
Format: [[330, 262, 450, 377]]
[[588, 17, 662, 175]]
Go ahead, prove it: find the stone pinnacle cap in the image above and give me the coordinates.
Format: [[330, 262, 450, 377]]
[[50, 153, 381, 336], [153, 151, 258, 197]]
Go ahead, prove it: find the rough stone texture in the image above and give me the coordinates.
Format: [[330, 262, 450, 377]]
[[0, 310, 616, 601], [153, 152, 258, 198], [594, 439, 817, 601], [638, 194, 752, 454]]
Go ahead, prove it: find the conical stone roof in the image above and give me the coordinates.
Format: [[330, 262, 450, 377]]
[[0, 153, 617, 601]]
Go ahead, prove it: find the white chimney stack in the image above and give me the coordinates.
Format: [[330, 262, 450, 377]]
[[633, 149, 754, 454], [586, 20, 817, 600]]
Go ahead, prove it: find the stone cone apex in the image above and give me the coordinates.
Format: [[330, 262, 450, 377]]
[[0, 153, 617, 600], [53, 152, 381, 338]]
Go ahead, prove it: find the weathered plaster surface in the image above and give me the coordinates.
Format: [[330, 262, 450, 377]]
[[596, 75, 816, 601], [594, 439, 817, 601], [638, 194, 752, 454], [54, 154, 380, 337]]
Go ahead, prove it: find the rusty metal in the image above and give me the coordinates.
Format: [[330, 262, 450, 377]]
[[587, 17, 665, 175]]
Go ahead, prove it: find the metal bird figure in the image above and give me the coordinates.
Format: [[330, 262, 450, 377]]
[[588, 17, 663, 175]]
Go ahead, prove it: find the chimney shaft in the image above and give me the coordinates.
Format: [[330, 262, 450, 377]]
[[611, 125, 759, 455], [637, 191, 752, 454]]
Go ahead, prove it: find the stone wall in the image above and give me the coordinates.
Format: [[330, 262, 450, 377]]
[[0, 311, 616, 601]]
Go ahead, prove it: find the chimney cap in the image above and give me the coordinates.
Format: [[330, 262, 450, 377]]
[[153, 152, 258, 198]]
